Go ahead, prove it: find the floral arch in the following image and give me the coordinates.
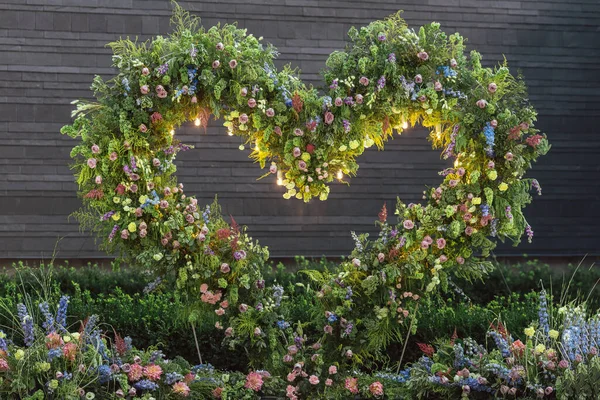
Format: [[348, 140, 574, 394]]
[[61, 3, 549, 382]]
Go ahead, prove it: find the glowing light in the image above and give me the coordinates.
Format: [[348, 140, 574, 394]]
[[254, 141, 259, 151], [169, 129, 175, 136], [227, 129, 234, 136], [402, 121, 408, 129], [276, 171, 283, 186], [194, 117, 201, 126], [337, 170, 343, 180], [454, 159, 460, 168]]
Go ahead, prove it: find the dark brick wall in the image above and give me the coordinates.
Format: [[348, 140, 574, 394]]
[[1, 0, 599, 259]]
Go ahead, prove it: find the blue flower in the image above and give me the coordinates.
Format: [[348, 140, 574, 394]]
[[276, 320, 290, 329], [483, 122, 495, 153], [327, 313, 338, 323], [134, 379, 159, 392], [39, 302, 55, 334], [164, 372, 184, 385], [97, 365, 112, 384], [47, 348, 62, 362], [56, 295, 69, 332]]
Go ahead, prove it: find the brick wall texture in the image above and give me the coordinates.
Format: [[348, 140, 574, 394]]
[[1, 0, 599, 259]]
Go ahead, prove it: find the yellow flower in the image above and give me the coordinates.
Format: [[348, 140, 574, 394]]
[[0, 331, 5, 339], [349, 140, 360, 150], [63, 335, 71, 343], [71, 332, 80, 340], [15, 349, 25, 360], [113, 196, 121, 204], [472, 197, 482, 205], [499, 182, 508, 192], [111, 213, 120, 221], [487, 170, 498, 181], [127, 222, 136, 233], [339, 145, 347, 152], [139, 195, 148, 204], [524, 327, 535, 337], [549, 330, 559, 340], [535, 344, 546, 354]]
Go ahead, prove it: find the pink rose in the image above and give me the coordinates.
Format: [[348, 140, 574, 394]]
[[95, 176, 102, 185], [135, 208, 143, 217], [215, 308, 225, 316], [328, 366, 337, 375], [377, 253, 385, 262], [141, 67, 150, 76], [359, 76, 369, 86], [247, 98, 256, 108], [229, 59, 237, 69], [434, 81, 442, 91], [403, 220, 414, 230], [121, 230, 129, 239], [421, 240, 429, 249], [283, 354, 293, 363], [220, 263, 230, 273], [239, 304, 248, 313], [457, 167, 465, 176], [352, 258, 361, 267], [436, 238, 446, 249], [153, 158, 160, 167], [476, 99, 487, 109], [216, 42, 224, 51], [266, 108, 275, 117], [490, 119, 498, 128], [488, 161, 495, 169], [191, 96, 197, 103], [417, 51, 429, 61], [324, 325, 333, 334], [91, 144, 100, 154], [439, 255, 448, 263], [414, 74, 423, 83], [309, 375, 319, 385], [225, 327, 233, 337], [109, 152, 118, 161], [150, 112, 162, 123], [269, 164, 277, 174], [293, 147, 301, 157], [505, 152, 514, 161], [212, 60, 220, 69], [355, 94, 363, 104], [139, 124, 147, 133], [87, 158, 97, 168], [298, 160, 307, 171], [456, 256, 465, 265], [488, 82, 497, 93], [240, 87, 248, 97], [274, 126, 282, 136], [294, 128, 304, 137], [418, 95, 427, 102], [369, 381, 384, 397], [334, 97, 343, 107], [325, 378, 333, 386], [450, 58, 458, 68], [324, 111, 334, 125], [239, 113, 248, 124], [140, 85, 149, 94]]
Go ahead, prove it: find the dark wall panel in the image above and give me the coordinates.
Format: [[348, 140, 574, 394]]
[[0, 0, 599, 259]]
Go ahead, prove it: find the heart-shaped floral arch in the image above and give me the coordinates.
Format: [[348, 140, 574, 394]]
[[61, 4, 548, 376]]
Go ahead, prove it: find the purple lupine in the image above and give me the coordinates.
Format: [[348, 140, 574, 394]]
[[377, 75, 386, 90], [526, 224, 534, 243], [532, 179, 542, 195], [505, 206, 513, 220], [108, 225, 119, 242]]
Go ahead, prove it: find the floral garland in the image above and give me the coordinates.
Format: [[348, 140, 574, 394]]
[[60, 4, 549, 393]]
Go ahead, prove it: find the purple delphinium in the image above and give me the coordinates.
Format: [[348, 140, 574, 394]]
[[108, 225, 119, 242], [538, 290, 550, 337], [532, 179, 542, 196], [17, 303, 34, 347], [157, 63, 169, 75], [342, 119, 351, 133], [39, 302, 55, 334], [387, 53, 396, 62], [377, 75, 386, 90], [329, 79, 339, 90], [505, 206, 513, 220], [56, 295, 69, 332], [0, 330, 8, 353], [101, 211, 115, 221], [526, 224, 534, 243]]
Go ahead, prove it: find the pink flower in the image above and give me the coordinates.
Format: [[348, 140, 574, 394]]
[[139, 124, 147, 133], [434, 81, 443, 91], [229, 59, 237, 69], [274, 126, 282, 136], [141, 67, 150, 76], [345, 349, 353, 358], [239, 113, 249, 124], [240, 87, 248, 96], [403, 220, 414, 230], [488, 82, 497, 93], [450, 58, 458, 68], [248, 98, 257, 108], [87, 158, 97, 168], [309, 375, 319, 385], [298, 160, 307, 171], [324, 325, 333, 334], [150, 112, 162, 123], [418, 95, 427, 102], [526, 134, 543, 148], [283, 354, 293, 363], [245, 372, 264, 392], [143, 364, 163, 381], [456, 256, 465, 265], [488, 161, 495, 169], [212, 60, 220, 69], [239, 303, 248, 313], [254, 327, 261, 336], [324, 111, 334, 125], [288, 345, 298, 355], [476, 99, 487, 109], [448, 179, 458, 188], [377, 253, 385, 262], [287, 372, 296, 382], [269, 164, 277, 174], [140, 85, 149, 94], [293, 147, 301, 157], [294, 128, 304, 137], [266, 108, 275, 117], [200, 283, 208, 293], [220, 263, 230, 273], [490, 119, 498, 128], [95, 176, 102, 185], [172, 382, 190, 397], [91, 144, 100, 154], [225, 327, 233, 337], [437, 238, 446, 249], [334, 97, 343, 107], [355, 94, 363, 104], [328, 366, 337, 375], [505, 152, 514, 161], [109, 152, 118, 161], [215, 308, 225, 316], [345, 377, 359, 394], [369, 381, 384, 397], [128, 363, 143, 381], [417, 51, 429, 61], [191, 96, 197, 103], [325, 378, 333, 386], [352, 258, 361, 267], [414, 74, 423, 83], [421, 240, 429, 249], [440, 255, 448, 262], [359, 76, 369, 86], [216, 42, 224, 51]]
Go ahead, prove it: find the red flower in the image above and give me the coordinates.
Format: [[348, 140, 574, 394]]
[[417, 342, 435, 357], [292, 92, 303, 113], [115, 184, 126, 195], [525, 134, 543, 148], [306, 144, 315, 154], [378, 203, 387, 222], [150, 112, 163, 124]]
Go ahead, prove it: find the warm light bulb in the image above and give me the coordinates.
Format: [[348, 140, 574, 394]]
[[454, 159, 460, 168], [337, 170, 343, 180], [194, 117, 201, 126], [276, 171, 283, 186], [402, 121, 409, 129], [227, 130, 233, 136]]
